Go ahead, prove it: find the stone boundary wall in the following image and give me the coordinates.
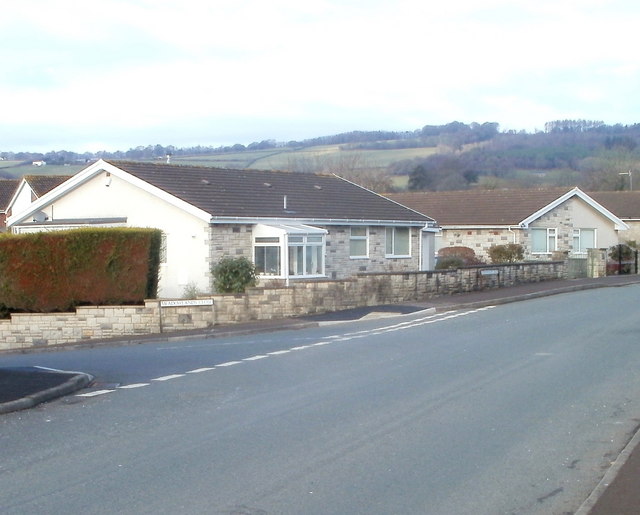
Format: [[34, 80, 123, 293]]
[[0, 261, 566, 351]]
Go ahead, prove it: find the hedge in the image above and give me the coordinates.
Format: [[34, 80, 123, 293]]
[[0, 228, 161, 313]]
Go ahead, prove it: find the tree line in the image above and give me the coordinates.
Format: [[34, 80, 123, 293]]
[[394, 122, 640, 192]]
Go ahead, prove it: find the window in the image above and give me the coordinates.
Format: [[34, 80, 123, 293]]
[[572, 228, 595, 253], [253, 223, 326, 278], [254, 237, 281, 275], [349, 226, 368, 258], [288, 235, 324, 276], [385, 227, 410, 257], [531, 228, 557, 254]]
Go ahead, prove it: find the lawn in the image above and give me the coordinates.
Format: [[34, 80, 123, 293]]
[[172, 144, 438, 173]]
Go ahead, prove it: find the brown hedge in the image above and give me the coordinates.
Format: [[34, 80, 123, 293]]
[[0, 228, 161, 313]]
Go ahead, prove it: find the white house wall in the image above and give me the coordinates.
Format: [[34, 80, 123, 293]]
[[39, 171, 210, 298], [9, 183, 35, 219]]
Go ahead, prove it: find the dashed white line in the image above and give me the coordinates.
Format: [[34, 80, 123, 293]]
[[152, 374, 185, 382], [243, 355, 268, 361], [76, 307, 495, 400], [118, 383, 150, 389]]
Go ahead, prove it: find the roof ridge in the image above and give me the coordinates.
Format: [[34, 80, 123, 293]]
[[106, 159, 338, 179]]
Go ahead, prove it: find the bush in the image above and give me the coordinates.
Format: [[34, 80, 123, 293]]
[[0, 228, 161, 313], [435, 256, 465, 270], [212, 256, 258, 293], [488, 243, 524, 264], [436, 246, 482, 269]]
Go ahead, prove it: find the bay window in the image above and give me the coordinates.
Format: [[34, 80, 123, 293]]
[[253, 223, 326, 279]]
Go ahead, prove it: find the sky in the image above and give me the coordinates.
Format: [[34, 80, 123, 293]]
[[2, 0, 640, 153]]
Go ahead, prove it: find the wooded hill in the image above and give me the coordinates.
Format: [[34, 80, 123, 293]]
[[2, 120, 639, 192]]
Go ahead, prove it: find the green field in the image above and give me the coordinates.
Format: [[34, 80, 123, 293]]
[[172, 145, 438, 172], [0, 161, 85, 179]]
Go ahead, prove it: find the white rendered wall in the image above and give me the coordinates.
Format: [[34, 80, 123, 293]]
[[40, 171, 210, 298]]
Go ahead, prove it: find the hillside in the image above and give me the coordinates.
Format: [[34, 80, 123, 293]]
[[2, 120, 639, 192]]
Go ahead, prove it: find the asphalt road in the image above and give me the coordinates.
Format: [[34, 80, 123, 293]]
[[1, 285, 640, 514]]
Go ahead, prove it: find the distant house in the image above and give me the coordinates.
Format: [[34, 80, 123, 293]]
[[7, 160, 437, 298], [6, 175, 73, 222], [388, 188, 628, 261], [31, 161, 46, 167], [589, 191, 640, 245], [0, 179, 20, 231]]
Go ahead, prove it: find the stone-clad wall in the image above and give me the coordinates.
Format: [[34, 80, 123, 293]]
[[324, 225, 421, 279], [0, 261, 566, 351]]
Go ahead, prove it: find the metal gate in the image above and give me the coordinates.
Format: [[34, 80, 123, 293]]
[[607, 244, 639, 275]]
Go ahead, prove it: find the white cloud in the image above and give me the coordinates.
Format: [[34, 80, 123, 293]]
[[2, 0, 640, 150]]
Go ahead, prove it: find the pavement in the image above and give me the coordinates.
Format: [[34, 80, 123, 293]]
[[1, 273, 640, 514]]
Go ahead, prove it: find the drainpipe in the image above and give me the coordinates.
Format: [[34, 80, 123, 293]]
[[283, 233, 290, 287], [508, 226, 517, 243]]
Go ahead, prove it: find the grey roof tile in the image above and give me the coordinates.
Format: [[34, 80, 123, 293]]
[[109, 160, 432, 223]]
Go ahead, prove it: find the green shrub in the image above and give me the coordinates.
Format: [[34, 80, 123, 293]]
[[435, 256, 465, 270], [436, 246, 483, 269], [0, 228, 161, 313], [488, 243, 524, 264], [212, 256, 258, 293]]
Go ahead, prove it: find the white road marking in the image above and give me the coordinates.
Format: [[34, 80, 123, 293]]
[[118, 383, 150, 389], [186, 367, 216, 373], [76, 389, 115, 397], [152, 374, 185, 382], [75, 307, 495, 402]]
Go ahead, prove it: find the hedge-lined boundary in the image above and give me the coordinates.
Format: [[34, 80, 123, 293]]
[[0, 228, 161, 313]]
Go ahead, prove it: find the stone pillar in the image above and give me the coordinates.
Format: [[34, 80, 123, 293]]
[[587, 248, 607, 278]]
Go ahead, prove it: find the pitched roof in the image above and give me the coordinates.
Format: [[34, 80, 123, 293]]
[[105, 160, 432, 224], [588, 191, 640, 219], [23, 175, 72, 197], [388, 188, 574, 226], [0, 179, 20, 210]]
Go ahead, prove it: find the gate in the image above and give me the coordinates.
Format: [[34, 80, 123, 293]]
[[607, 244, 639, 275], [567, 257, 588, 278]]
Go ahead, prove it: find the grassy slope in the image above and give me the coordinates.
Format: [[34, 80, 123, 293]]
[[0, 162, 85, 179], [172, 145, 438, 171]]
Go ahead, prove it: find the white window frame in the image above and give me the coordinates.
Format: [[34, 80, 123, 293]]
[[287, 234, 325, 277], [531, 227, 557, 254], [572, 228, 596, 254], [254, 237, 281, 276], [385, 226, 411, 258], [252, 223, 326, 280], [349, 226, 369, 259]]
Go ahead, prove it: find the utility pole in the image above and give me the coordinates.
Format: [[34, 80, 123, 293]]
[[619, 170, 633, 190]]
